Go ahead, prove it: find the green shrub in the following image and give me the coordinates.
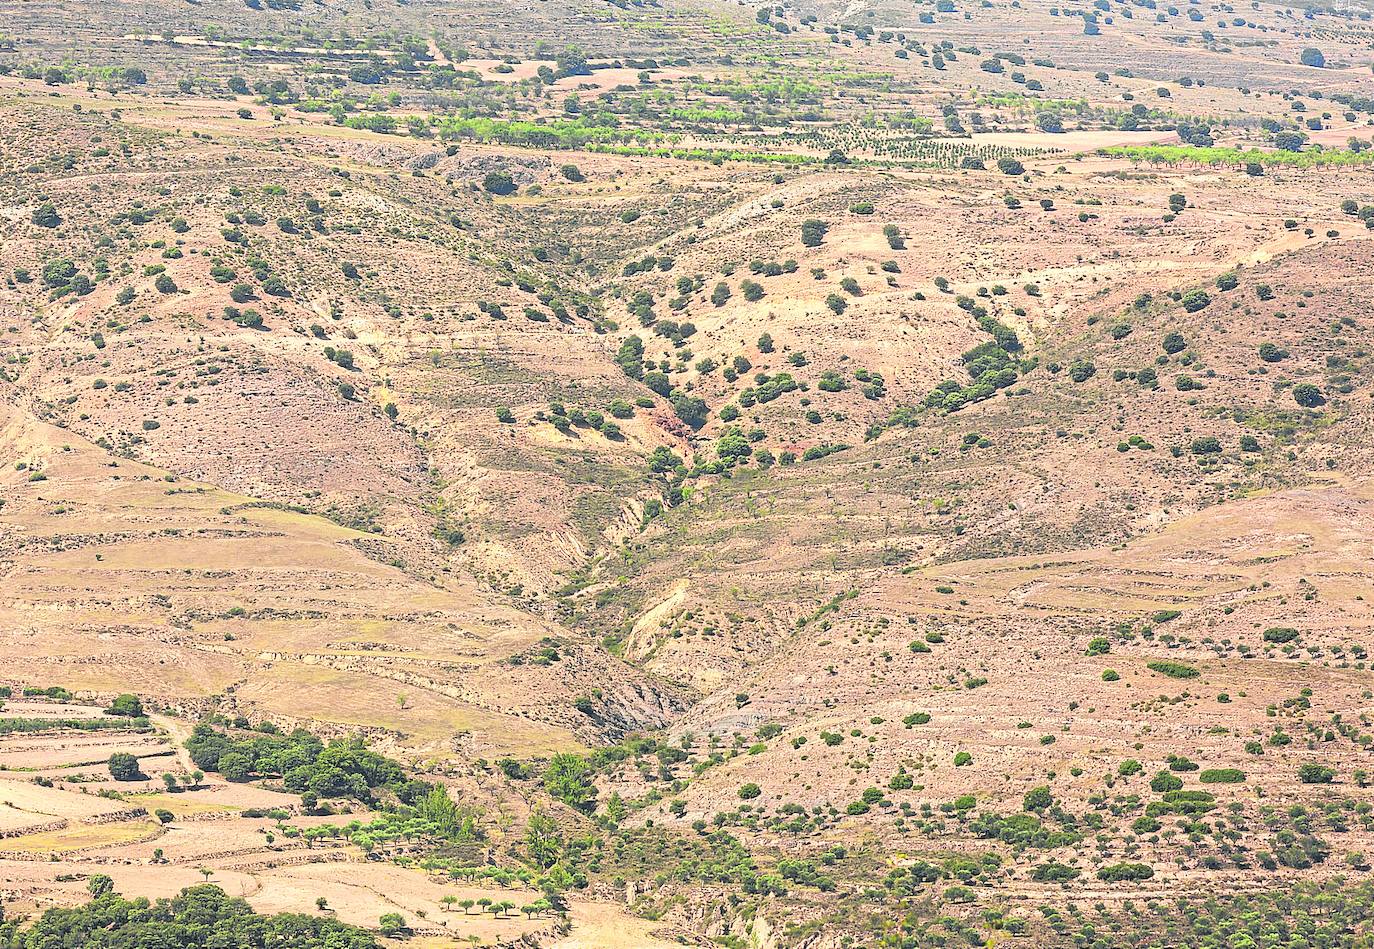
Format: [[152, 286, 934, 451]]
[[1292, 383, 1325, 407], [1097, 862, 1154, 882], [1031, 862, 1079, 882], [1146, 790, 1216, 817], [1181, 289, 1210, 312], [32, 202, 61, 227], [1067, 360, 1096, 382], [1150, 771, 1183, 793], [1298, 763, 1335, 784], [1147, 660, 1198, 679], [1199, 768, 1246, 784], [1023, 785, 1053, 811], [482, 171, 516, 195], [800, 219, 829, 246]]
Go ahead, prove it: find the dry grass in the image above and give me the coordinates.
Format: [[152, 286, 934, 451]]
[[1, 819, 162, 854]]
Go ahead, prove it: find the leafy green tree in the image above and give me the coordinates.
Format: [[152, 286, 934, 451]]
[[647, 445, 683, 474], [615, 336, 644, 380], [555, 46, 590, 78], [1274, 131, 1307, 152], [525, 808, 563, 868], [106, 693, 143, 717], [1097, 862, 1154, 882], [800, 219, 829, 247], [378, 913, 407, 936], [217, 750, 253, 782], [1023, 785, 1053, 811], [87, 875, 114, 898], [482, 171, 516, 195], [716, 427, 752, 460], [1036, 112, 1064, 133], [670, 391, 707, 427], [108, 752, 142, 781], [1299, 763, 1335, 784], [543, 753, 596, 813], [644, 371, 671, 396], [42, 259, 76, 287]]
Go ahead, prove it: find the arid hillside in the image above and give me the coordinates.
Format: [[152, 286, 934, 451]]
[[2, 0, 1374, 945]]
